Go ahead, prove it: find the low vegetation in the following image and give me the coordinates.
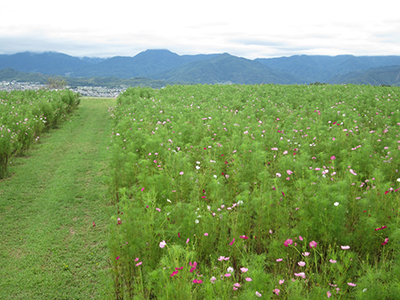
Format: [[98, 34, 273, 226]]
[[0, 89, 79, 178], [0, 97, 114, 299], [107, 84, 400, 299], [1, 84, 399, 299]]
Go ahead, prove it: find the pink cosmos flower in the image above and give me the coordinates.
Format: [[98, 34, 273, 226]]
[[302, 252, 310, 256], [159, 240, 167, 248], [287, 170, 293, 175], [239, 235, 249, 239], [276, 172, 282, 177], [348, 282, 356, 287], [279, 279, 285, 285], [299, 236, 303, 241], [179, 172, 184, 175], [276, 258, 283, 262], [329, 259, 337, 264], [233, 283, 241, 288], [309, 241, 318, 248], [224, 273, 231, 277], [245, 277, 252, 282], [116, 256, 120, 260], [141, 187, 145, 192], [341, 245, 350, 250], [330, 156, 336, 160], [349, 169, 357, 176], [298, 261, 306, 267], [135, 262, 142, 266], [273, 289, 280, 295], [294, 272, 306, 279], [284, 239, 293, 247], [256, 291, 262, 297], [170, 270, 178, 277], [186, 238, 189, 244], [382, 238, 389, 245], [204, 233, 208, 236], [240, 267, 248, 273], [135, 258, 139, 262], [327, 291, 332, 298]]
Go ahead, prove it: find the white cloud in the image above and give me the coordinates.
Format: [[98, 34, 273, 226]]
[[1, 0, 400, 58]]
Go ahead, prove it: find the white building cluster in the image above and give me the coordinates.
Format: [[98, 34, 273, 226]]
[[0, 81, 126, 98]]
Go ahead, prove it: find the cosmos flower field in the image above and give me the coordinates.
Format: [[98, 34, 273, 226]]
[[108, 84, 400, 299], [0, 89, 80, 178]]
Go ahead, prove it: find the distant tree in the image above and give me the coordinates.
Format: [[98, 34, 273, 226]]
[[309, 81, 327, 86], [47, 77, 67, 89]]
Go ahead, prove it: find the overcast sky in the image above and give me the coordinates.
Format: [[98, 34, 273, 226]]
[[1, 0, 400, 59]]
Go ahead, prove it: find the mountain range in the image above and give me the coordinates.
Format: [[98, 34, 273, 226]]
[[1, 49, 400, 86]]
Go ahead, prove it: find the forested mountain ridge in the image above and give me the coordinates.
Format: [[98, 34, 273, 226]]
[[1, 50, 400, 86]]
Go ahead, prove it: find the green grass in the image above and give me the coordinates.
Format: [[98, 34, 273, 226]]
[[0, 98, 115, 299]]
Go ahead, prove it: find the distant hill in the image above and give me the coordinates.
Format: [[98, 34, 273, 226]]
[[0, 52, 89, 76], [1, 50, 400, 86], [330, 65, 400, 86], [0, 68, 173, 89], [0, 68, 49, 83], [71, 49, 220, 78], [256, 55, 400, 84], [151, 53, 299, 84]]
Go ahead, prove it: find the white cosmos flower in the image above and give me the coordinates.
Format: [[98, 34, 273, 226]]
[[334, 202, 339, 206]]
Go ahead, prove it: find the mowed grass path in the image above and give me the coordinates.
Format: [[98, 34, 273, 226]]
[[0, 98, 115, 299]]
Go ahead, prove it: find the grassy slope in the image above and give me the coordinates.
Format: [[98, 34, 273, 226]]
[[0, 98, 115, 299]]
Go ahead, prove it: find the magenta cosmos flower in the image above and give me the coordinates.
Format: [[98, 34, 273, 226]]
[[309, 241, 318, 248], [193, 279, 202, 284], [284, 239, 293, 247]]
